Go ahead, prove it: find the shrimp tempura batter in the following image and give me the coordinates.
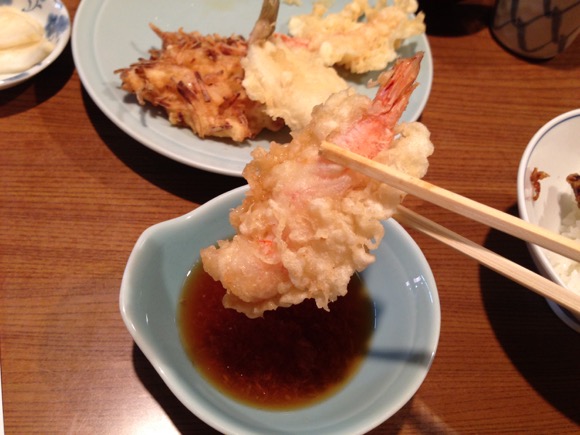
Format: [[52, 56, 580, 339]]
[[201, 53, 433, 318]]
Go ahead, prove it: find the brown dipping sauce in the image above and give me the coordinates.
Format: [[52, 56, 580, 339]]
[[178, 262, 375, 410]]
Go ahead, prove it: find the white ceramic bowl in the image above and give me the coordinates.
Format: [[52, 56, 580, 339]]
[[0, 0, 71, 90], [517, 109, 580, 332], [120, 185, 441, 434]]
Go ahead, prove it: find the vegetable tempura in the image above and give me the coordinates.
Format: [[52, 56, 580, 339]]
[[115, 25, 283, 142]]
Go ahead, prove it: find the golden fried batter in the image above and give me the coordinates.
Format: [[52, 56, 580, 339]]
[[288, 0, 426, 73]]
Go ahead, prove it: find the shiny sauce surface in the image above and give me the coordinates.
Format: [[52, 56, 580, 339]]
[[178, 263, 375, 410]]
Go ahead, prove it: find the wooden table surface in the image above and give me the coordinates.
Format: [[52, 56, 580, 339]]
[[2, 0, 579, 433]]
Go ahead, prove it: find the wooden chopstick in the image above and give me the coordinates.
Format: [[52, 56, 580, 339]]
[[320, 141, 580, 263], [395, 205, 580, 314]]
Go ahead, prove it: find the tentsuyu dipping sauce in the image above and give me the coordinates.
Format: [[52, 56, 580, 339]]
[[178, 262, 375, 410]]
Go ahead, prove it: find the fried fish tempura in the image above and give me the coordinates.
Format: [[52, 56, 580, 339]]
[[116, 25, 283, 142], [289, 0, 426, 73], [201, 53, 434, 318]]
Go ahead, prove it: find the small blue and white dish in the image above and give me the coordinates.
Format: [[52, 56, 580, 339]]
[[0, 0, 71, 90], [120, 185, 441, 434]]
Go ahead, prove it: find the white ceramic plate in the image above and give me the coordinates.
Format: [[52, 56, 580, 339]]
[[72, 0, 433, 177], [0, 0, 71, 90], [517, 109, 580, 333], [120, 185, 440, 434]]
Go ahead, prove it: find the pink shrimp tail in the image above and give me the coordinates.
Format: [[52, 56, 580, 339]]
[[372, 52, 422, 115], [332, 52, 423, 159]]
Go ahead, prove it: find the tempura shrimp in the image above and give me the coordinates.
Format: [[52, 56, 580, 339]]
[[201, 53, 434, 318]]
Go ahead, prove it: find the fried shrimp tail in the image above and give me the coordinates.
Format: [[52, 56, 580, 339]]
[[201, 53, 434, 318], [248, 0, 280, 45]]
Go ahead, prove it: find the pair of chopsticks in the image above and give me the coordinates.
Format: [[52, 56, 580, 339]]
[[320, 141, 580, 315]]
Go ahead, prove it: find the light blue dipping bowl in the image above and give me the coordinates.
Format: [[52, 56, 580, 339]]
[[120, 185, 440, 434]]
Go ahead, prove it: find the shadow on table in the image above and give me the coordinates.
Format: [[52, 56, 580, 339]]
[[81, 89, 246, 204], [480, 204, 580, 425], [0, 42, 75, 118]]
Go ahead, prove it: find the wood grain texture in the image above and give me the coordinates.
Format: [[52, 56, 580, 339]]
[[1, 0, 579, 433]]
